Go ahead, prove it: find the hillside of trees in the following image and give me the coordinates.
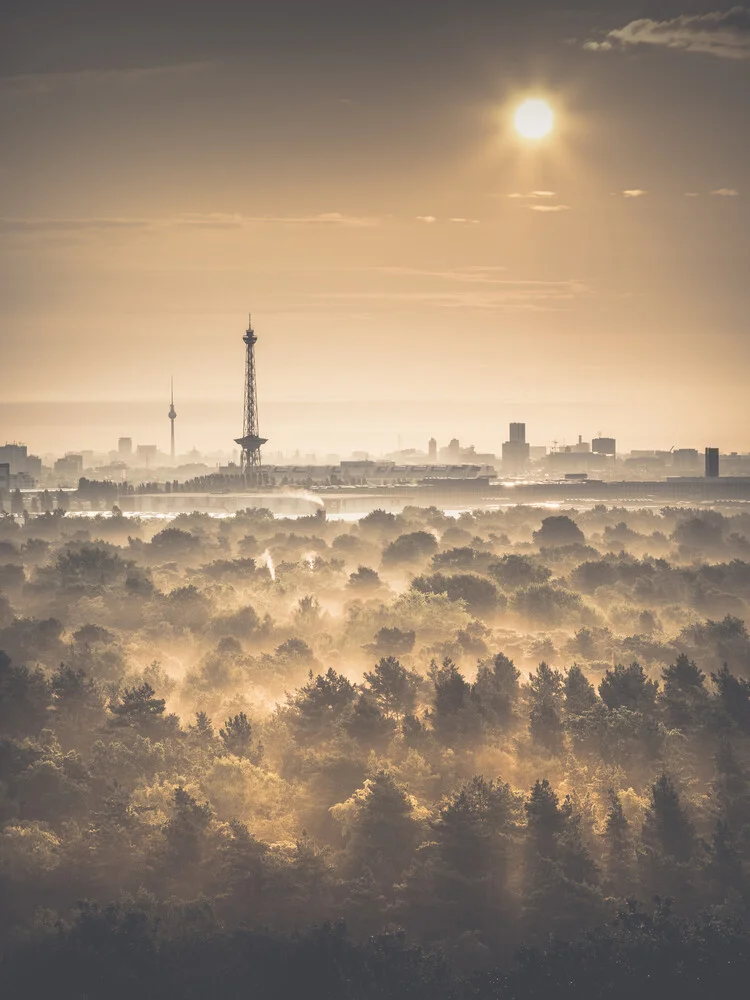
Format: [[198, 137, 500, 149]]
[[2, 502, 750, 996]]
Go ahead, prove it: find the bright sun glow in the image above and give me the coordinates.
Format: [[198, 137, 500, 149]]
[[514, 98, 554, 140]]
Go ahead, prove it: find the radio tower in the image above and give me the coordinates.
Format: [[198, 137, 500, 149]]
[[168, 378, 177, 460], [234, 313, 267, 478]]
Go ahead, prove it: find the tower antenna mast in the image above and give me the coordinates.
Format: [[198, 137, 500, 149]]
[[234, 313, 267, 479], [168, 377, 177, 460]]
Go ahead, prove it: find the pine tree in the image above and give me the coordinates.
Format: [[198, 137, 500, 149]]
[[642, 774, 695, 863]]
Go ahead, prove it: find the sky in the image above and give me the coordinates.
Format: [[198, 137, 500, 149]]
[[1, 1, 748, 457]]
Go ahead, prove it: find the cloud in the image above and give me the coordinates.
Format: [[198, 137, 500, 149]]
[[710, 188, 740, 196], [416, 215, 437, 223], [0, 61, 217, 97], [0, 217, 152, 234], [172, 213, 245, 229], [257, 212, 381, 227], [0, 212, 383, 236], [317, 277, 589, 313], [372, 266, 512, 286], [449, 217, 479, 224], [622, 189, 647, 198], [527, 204, 571, 213], [508, 191, 557, 199], [585, 7, 750, 60]]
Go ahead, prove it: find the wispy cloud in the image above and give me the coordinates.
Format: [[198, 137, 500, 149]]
[[449, 217, 479, 224], [585, 7, 750, 60], [260, 212, 382, 227], [317, 278, 589, 313], [171, 213, 244, 229], [0, 217, 152, 234], [0, 212, 383, 235], [622, 189, 647, 198], [372, 266, 511, 286], [508, 191, 557, 200], [0, 61, 217, 97], [710, 188, 740, 196], [415, 215, 437, 224], [527, 204, 571, 213]]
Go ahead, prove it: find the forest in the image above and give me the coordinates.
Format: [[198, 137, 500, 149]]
[[2, 501, 750, 997]]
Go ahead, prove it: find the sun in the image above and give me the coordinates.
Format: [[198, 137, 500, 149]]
[[514, 98, 554, 140]]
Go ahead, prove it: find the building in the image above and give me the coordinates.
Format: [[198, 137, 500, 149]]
[[673, 449, 701, 472], [136, 444, 158, 465], [0, 443, 41, 480], [547, 450, 603, 475], [118, 437, 133, 457], [0, 463, 10, 496], [428, 437, 437, 462], [54, 454, 84, 477], [705, 447, 720, 479], [570, 435, 591, 454], [592, 437, 616, 457], [440, 438, 462, 463], [502, 423, 530, 474], [0, 443, 28, 473]]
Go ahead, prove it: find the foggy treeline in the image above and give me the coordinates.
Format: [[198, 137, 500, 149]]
[[2, 502, 750, 997]]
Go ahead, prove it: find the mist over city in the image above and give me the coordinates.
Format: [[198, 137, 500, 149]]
[[1, 2, 750, 998]]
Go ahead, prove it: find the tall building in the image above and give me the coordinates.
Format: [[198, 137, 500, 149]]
[[705, 447, 720, 479], [502, 423, 530, 474], [509, 422, 526, 444], [428, 437, 437, 462], [0, 443, 28, 474], [168, 379, 177, 460], [234, 314, 268, 475], [118, 437, 133, 457]]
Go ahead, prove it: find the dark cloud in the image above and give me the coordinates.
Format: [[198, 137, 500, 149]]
[[586, 7, 750, 59]]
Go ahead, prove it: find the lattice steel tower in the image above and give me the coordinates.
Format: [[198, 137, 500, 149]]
[[234, 314, 267, 476]]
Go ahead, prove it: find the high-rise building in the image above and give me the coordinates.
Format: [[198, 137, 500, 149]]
[[705, 447, 720, 479], [0, 443, 28, 474], [118, 437, 133, 457], [428, 437, 437, 462], [502, 423, 530, 473]]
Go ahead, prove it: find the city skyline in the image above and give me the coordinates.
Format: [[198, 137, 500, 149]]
[[2, 1, 748, 455]]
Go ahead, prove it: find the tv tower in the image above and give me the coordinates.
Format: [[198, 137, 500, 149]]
[[168, 378, 177, 460], [234, 314, 267, 477]]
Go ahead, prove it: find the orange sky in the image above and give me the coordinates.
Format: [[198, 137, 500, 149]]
[[1, 1, 748, 455]]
